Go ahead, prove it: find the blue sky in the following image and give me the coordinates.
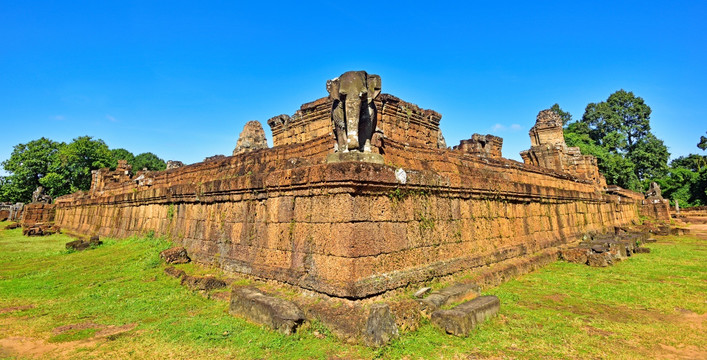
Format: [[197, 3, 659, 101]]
[[2, 1, 706, 173]]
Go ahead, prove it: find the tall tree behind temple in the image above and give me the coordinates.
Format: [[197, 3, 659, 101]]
[[0, 138, 64, 203], [53, 136, 114, 194], [1, 136, 166, 202], [559, 90, 669, 191], [132, 152, 166, 171]]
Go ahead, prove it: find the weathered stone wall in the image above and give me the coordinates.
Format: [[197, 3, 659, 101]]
[[54, 144, 639, 298], [53, 87, 642, 299]]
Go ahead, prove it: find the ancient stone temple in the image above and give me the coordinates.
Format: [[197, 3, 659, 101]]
[[54, 71, 646, 299], [520, 110, 606, 187]]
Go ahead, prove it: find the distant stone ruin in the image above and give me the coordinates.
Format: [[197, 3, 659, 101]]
[[166, 160, 185, 170], [31, 186, 52, 204], [233, 120, 268, 155], [454, 134, 503, 159], [520, 109, 606, 187]]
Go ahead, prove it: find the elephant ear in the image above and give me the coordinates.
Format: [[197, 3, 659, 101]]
[[326, 78, 340, 100], [367, 74, 381, 100]]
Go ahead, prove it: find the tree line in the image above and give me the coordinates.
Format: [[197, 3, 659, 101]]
[[0, 136, 166, 203], [555, 90, 707, 207]]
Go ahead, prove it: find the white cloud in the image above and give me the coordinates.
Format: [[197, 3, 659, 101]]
[[106, 114, 117, 122], [491, 123, 523, 133]]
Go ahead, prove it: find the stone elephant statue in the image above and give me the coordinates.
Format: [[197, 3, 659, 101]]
[[326, 71, 381, 153]]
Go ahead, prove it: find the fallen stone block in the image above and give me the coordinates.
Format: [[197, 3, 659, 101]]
[[363, 303, 399, 347], [634, 247, 651, 254], [164, 266, 186, 279], [587, 253, 612, 267], [560, 247, 589, 264], [670, 228, 690, 235], [160, 246, 191, 264], [181, 275, 226, 291], [644, 238, 657, 243], [66, 240, 90, 251], [431, 295, 500, 336], [230, 287, 305, 335], [4, 222, 20, 230], [65, 237, 103, 251], [421, 282, 480, 312], [413, 287, 431, 298]]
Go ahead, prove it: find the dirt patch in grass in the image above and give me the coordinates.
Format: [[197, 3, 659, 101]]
[[0, 336, 98, 358], [1, 322, 138, 358], [52, 322, 102, 335], [543, 293, 567, 302], [0, 304, 34, 314], [655, 343, 707, 359], [583, 325, 613, 337]]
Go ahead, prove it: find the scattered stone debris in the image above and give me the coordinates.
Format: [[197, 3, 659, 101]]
[[431, 295, 500, 336], [230, 287, 305, 335], [23, 223, 60, 237], [159, 246, 191, 264], [180, 275, 227, 291], [65, 236, 102, 251], [560, 231, 651, 267]]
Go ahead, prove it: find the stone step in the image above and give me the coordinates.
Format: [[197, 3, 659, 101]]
[[431, 295, 500, 336]]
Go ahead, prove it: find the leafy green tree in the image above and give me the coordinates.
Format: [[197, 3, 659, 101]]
[[671, 154, 707, 172], [0, 138, 64, 202], [550, 103, 573, 127], [133, 152, 166, 171], [699, 132, 707, 151], [582, 89, 652, 149], [110, 148, 135, 169], [55, 136, 113, 193], [628, 134, 669, 180], [567, 90, 669, 188]]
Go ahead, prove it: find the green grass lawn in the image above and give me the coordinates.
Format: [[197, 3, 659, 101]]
[[1, 220, 705, 359]]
